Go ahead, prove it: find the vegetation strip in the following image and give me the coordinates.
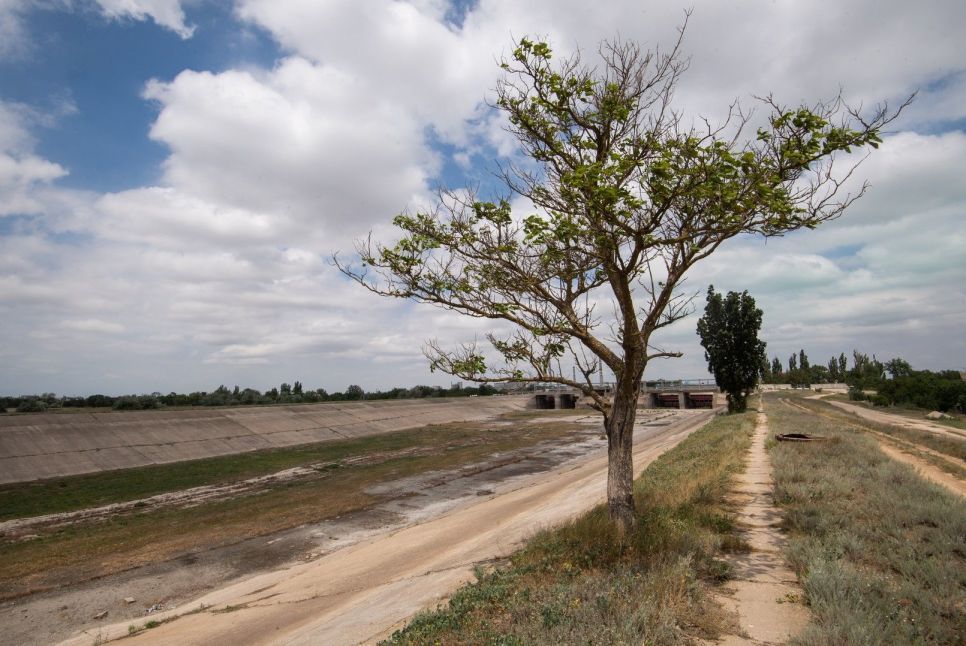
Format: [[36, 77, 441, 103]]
[[871, 441, 966, 498], [780, 393, 966, 496], [0, 446, 442, 536], [382, 411, 755, 645], [0, 416, 583, 599], [767, 393, 966, 644], [837, 422, 965, 483], [0, 416, 560, 522], [783, 396, 966, 479], [825, 398, 966, 440], [831, 399, 966, 433]]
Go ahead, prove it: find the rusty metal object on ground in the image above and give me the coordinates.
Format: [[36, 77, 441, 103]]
[[776, 433, 827, 442]]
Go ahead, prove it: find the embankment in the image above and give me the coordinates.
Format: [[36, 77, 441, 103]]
[[0, 396, 528, 483]]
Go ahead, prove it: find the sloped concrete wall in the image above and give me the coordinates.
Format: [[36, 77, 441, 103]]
[[0, 396, 529, 484]]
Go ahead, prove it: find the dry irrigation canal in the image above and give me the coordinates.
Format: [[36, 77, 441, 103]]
[[0, 392, 962, 645]]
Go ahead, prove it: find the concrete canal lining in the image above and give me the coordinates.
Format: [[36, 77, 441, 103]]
[[0, 396, 529, 484]]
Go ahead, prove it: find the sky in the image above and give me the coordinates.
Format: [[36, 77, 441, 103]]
[[0, 0, 964, 396]]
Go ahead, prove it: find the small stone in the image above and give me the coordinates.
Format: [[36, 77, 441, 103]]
[[94, 610, 108, 620], [124, 597, 136, 604]]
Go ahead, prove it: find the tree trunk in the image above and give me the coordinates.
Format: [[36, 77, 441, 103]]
[[728, 390, 747, 413], [605, 378, 640, 536]]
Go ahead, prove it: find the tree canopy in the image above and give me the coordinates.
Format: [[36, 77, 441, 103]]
[[696, 286, 766, 413], [338, 23, 907, 532]]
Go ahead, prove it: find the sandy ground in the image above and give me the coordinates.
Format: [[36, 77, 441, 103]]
[[711, 408, 809, 645], [872, 440, 966, 497], [0, 445, 443, 538], [2, 413, 603, 645], [786, 398, 965, 498], [823, 399, 966, 440], [57, 409, 716, 646]]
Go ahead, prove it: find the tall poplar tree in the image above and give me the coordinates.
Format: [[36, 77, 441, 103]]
[[696, 286, 767, 413], [772, 357, 783, 377]]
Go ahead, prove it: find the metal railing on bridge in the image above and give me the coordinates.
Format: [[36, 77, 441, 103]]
[[644, 379, 718, 391], [530, 378, 718, 394]]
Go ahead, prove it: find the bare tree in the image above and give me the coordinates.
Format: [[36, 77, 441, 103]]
[[337, 23, 908, 534]]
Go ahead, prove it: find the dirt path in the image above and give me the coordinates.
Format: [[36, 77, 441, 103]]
[[61, 410, 716, 646], [3, 418, 606, 646], [712, 408, 809, 645], [872, 440, 966, 497], [824, 399, 966, 440], [782, 399, 966, 498]]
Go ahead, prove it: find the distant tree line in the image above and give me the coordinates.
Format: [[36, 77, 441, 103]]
[[761, 348, 965, 412], [1, 381, 499, 413], [761, 348, 857, 387]]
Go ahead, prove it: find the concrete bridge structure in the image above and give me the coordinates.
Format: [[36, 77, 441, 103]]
[[530, 379, 720, 410]]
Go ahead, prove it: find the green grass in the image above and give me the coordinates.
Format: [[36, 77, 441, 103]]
[[820, 392, 966, 432], [383, 411, 756, 645], [0, 417, 581, 598], [128, 619, 164, 636], [0, 415, 555, 521], [787, 394, 966, 469], [795, 399, 966, 478], [871, 403, 966, 432], [766, 393, 966, 645]]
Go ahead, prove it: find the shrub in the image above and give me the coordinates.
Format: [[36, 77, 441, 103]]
[[112, 396, 142, 411], [139, 396, 161, 410], [16, 399, 48, 413], [870, 393, 891, 407]]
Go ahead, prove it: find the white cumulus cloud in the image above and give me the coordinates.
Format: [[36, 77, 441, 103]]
[[0, 102, 69, 216], [1, 0, 965, 394], [94, 0, 194, 38], [141, 58, 437, 241]]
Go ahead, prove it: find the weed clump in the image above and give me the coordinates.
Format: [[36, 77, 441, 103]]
[[768, 395, 966, 645]]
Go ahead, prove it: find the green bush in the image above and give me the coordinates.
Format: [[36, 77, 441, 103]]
[[112, 396, 142, 410], [16, 399, 48, 413], [139, 396, 161, 410], [870, 393, 891, 407]]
